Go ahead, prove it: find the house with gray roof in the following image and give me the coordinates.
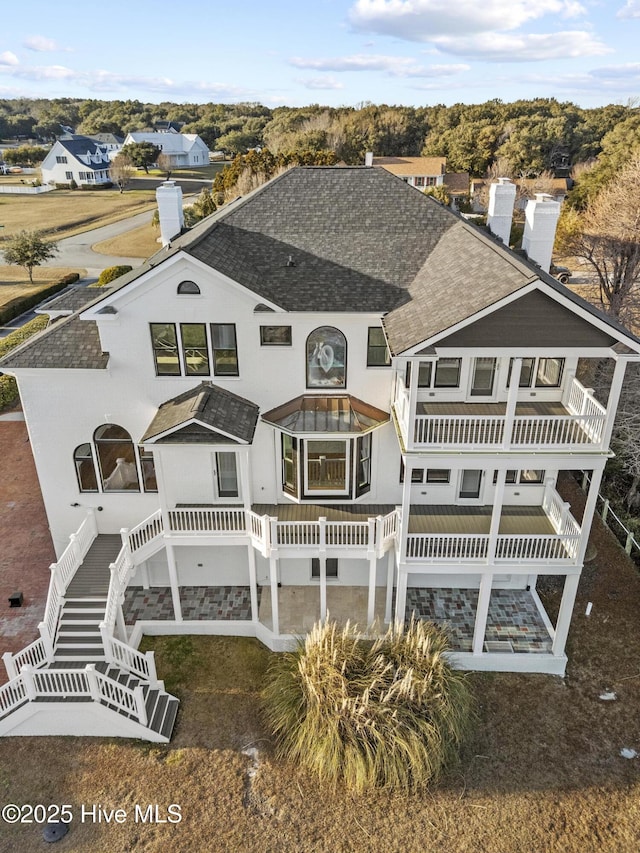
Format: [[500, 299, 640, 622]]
[[40, 135, 113, 187], [1, 165, 639, 740]]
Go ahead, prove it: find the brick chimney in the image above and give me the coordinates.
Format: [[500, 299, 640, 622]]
[[156, 180, 184, 247], [522, 193, 561, 274], [486, 178, 516, 246]]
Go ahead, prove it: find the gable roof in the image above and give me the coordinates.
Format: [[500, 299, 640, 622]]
[[141, 382, 259, 444], [54, 136, 111, 170], [52, 167, 640, 357]]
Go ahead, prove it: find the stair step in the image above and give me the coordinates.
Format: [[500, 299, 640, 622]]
[[149, 693, 169, 732], [144, 689, 160, 721], [159, 699, 179, 740], [57, 626, 102, 636], [54, 648, 105, 658], [63, 598, 108, 606]]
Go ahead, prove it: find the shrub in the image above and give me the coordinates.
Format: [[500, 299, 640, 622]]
[[56, 273, 80, 285], [0, 279, 71, 326], [263, 617, 473, 793], [97, 265, 133, 286], [0, 375, 19, 410]]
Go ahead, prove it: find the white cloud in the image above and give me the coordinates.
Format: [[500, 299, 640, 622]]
[[23, 35, 69, 52], [297, 76, 345, 90], [617, 1, 640, 18], [0, 51, 19, 66], [290, 53, 468, 77], [348, 0, 586, 41], [432, 30, 610, 61], [0, 61, 254, 99]]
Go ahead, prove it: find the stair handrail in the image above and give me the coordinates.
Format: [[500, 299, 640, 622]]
[[100, 629, 158, 683]]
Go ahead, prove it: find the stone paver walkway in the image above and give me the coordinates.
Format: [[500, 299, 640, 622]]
[[123, 586, 259, 623]]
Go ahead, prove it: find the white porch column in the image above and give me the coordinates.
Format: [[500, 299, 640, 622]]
[[407, 359, 419, 449], [319, 517, 327, 621], [269, 556, 280, 635], [394, 568, 408, 624], [239, 447, 252, 512], [116, 604, 128, 643], [398, 465, 413, 559], [153, 450, 171, 534], [247, 544, 259, 622], [576, 465, 605, 566], [385, 548, 395, 623], [473, 572, 493, 655], [601, 356, 632, 449], [367, 518, 377, 626], [503, 356, 521, 449], [552, 573, 580, 656], [166, 543, 182, 622], [488, 469, 507, 564], [140, 561, 150, 591]]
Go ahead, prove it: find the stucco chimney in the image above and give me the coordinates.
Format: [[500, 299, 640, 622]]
[[486, 178, 516, 246], [365, 151, 374, 167], [156, 180, 184, 247], [522, 193, 561, 274]]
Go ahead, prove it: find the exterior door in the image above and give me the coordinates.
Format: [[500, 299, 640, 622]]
[[459, 469, 483, 501], [470, 357, 496, 398]]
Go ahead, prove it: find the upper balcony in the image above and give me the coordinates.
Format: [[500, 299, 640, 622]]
[[393, 371, 607, 453]]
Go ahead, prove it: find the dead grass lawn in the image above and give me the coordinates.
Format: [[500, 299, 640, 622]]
[[92, 223, 161, 259], [0, 267, 85, 312], [0, 189, 156, 241], [1, 478, 639, 853]]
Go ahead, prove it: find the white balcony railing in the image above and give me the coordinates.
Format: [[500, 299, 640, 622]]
[[395, 375, 608, 451]]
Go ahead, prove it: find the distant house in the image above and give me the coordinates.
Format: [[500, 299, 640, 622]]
[[89, 133, 124, 154], [40, 135, 113, 186], [123, 130, 210, 168], [372, 155, 469, 199]]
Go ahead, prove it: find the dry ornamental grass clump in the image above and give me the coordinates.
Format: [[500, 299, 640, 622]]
[[263, 617, 473, 792]]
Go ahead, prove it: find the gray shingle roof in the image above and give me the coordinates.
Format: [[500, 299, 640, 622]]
[[141, 381, 259, 444], [57, 166, 640, 355], [57, 136, 110, 170], [0, 316, 109, 370], [37, 286, 114, 314]]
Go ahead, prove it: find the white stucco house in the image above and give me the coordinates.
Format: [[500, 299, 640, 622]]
[[123, 130, 210, 168], [1, 166, 639, 741], [40, 135, 113, 186]]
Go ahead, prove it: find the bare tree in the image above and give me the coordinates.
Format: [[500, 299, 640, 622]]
[[109, 152, 135, 193], [559, 156, 640, 326], [157, 152, 173, 181]]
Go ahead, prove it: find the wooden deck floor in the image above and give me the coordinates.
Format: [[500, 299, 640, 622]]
[[416, 400, 568, 416], [252, 503, 556, 535]]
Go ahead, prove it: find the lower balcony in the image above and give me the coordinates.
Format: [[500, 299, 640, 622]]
[[406, 504, 580, 565]]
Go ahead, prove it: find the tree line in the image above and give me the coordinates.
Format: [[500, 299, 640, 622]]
[[1, 96, 639, 178]]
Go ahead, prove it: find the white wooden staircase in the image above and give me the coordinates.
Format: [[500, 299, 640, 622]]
[[0, 513, 178, 742]]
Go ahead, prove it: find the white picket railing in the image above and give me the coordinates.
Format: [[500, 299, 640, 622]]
[[495, 534, 580, 562], [127, 509, 163, 554], [0, 676, 27, 718], [397, 375, 608, 451], [406, 534, 490, 562], [326, 521, 371, 547], [406, 531, 579, 563], [10, 639, 48, 675], [102, 635, 157, 683], [276, 521, 320, 547], [168, 507, 246, 534]]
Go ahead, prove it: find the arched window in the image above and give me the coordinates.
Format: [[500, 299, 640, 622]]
[[74, 443, 98, 492], [177, 280, 200, 295], [306, 326, 347, 389], [93, 424, 140, 491]]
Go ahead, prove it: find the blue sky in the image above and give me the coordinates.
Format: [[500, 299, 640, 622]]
[[1, 0, 640, 108]]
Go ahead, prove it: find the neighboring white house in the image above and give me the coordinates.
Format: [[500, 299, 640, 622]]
[[123, 129, 210, 168], [1, 166, 639, 740], [40, 135, 113, 186]]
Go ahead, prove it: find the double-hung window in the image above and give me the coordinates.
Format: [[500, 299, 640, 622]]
[[366, 328, 391, 366], [211, 323, 239, 376], [181, 323, 209, 376], [415, 358, 461, 388]]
